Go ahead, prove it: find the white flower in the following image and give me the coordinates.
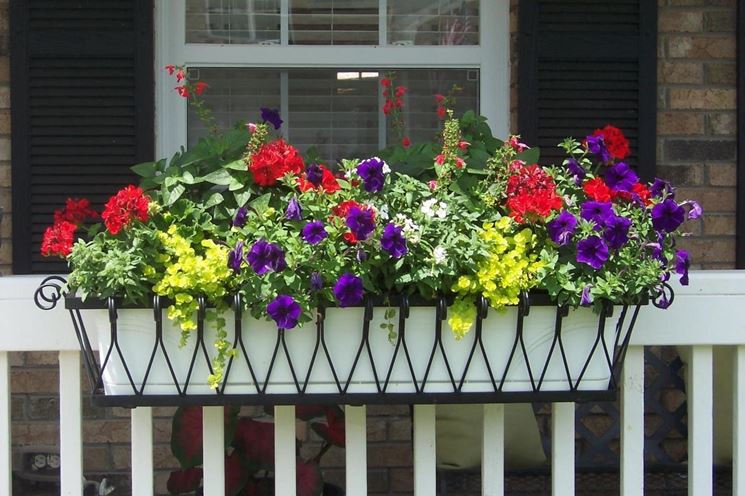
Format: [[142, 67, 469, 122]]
[[378, 204, 390, 220], [394, 214, 421, 244], [421, 198, 448, 219], [382, 161, 391, 174], [433, 246, 448, 264]]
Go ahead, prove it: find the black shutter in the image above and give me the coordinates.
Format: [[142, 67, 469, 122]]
[[10, 0, 154, 274], [518, 0, 656, 179]]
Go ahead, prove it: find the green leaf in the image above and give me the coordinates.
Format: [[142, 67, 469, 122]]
[[203, 192, 225, 208], [517, 147, 541, 165], [223, 159, 246, 171], [131, 161, 158, 177], [166, 184, 186, 206], [202, 169, 233, 186], [233, 188, 253, 207], [249, 193, 271, 214]]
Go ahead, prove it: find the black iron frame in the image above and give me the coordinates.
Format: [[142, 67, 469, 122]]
[[34, 276, 657, 408]]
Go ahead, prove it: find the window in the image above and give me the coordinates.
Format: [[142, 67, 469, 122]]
[[155, 0, 509, 159]]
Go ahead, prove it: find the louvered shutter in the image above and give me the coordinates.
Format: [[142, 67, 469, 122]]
[[10, 0, 154, 274], [517, 0, 656, 179]]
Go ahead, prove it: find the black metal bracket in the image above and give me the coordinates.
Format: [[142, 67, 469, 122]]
[[34, 276, 651, 408]]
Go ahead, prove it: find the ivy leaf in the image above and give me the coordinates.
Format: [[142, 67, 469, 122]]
[[166, 184, 186, 206], [250, 193, 271, 214], [203, 192, 225, 209], [233, 188, 253, 207], [223, 159, 247, 171], [131, 161, 158, 177], [202, 169, 233, 186], [517, 147, 541, 165]]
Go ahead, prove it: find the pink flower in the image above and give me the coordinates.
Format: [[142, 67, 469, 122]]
[[458, 141, 470, 150], [175, 69, 185, 82], [164, 64, 176, 75], [175, 85, 190, 98], [428, 180, 438, 190], [194, 81, 208, 95], [455, 157, 465, 169], [247, 122, 257, 134], [435, 154, 445, 165], [434, 94, 445, 103], [401, 136, 411, 148]]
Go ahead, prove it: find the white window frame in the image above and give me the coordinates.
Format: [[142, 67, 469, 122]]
[[154, 0, 510, 158]]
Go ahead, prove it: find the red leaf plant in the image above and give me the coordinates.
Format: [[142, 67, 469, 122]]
[[167, 405, 344, 495]]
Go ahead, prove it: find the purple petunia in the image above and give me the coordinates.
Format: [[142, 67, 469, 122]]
[[380, 223, 408, 258], [566, 157, 586, 182], [547, 211, 577, 246], [345, 206, 376, 241], [650, 178, 674, 199], [604, 162, 638, 192], [576, 236, 610, 270], [247, 239, 287, 275], [580, 285, 593, 306], [356, 157, 386, 193], [266, 294, 301, 329], [580, 201, 615, 226], [233, 206, 248, 228], [586, 134, 612, 163], [285, 197, 303, 221], [333, 273, 364, 307], [603, 215, 632, 250], [356, 249, 367, 262], [301, 221, 328, 245], [260, 107, 283, 130], [682, 200, 702, 220], [310, 272, 324, 292], [651, 199, 685, 233], [227, 241, 244, 273], [305, 163, 323, 187], [675, 249, 690, 286]]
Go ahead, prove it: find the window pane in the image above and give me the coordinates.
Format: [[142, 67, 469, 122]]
[[388, 0, 479, 46], [187, 68, 479, 164], [185, 0, 281, 44], [187, 68, 281, 146], [289, 0, 378, 45]]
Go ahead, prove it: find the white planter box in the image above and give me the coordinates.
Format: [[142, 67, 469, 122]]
[[87, 304, 626, 397]]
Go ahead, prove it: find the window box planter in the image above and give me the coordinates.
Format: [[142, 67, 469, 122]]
[[36, 277, 644, 407]]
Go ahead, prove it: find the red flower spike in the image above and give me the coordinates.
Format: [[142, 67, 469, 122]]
[[175, 85, 190, 98], [297, 460, 324, 496], [458, 141, 470, 151], [395, 85, 407, 97], [41, 221, 77, 258], [380, 78, 391, 87], [583, 177, 612, 203], [165, 64, 176, 75], [175, 69, 185, 83], [436, 106, 447, 119], [166, 467, 203, 494], [592, 125, 630, 160], [232, 418, 275, 468], [195, 81, 208, 95], [170, 406, 240, 469], [101, 185, 151, 235], [401, 136, 411, 148], [434, 93, 445, 103], [248, 139, 305, 187]]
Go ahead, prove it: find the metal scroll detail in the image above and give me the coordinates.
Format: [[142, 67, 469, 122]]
[[35, 278, 658, 408]]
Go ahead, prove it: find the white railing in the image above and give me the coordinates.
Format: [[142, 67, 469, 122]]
[[1, 271, 743, 496]]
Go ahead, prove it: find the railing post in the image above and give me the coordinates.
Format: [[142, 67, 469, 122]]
[[734, 346, 745, 496], [59, 350, 82, 496], [414, 405, 437, 496], [131, 407, 154, 496], [482, 403, 504, 496], [0, 352, 10, 496], [688, 345, 713, 496], [203, 406, 225, 496], [621, 345, 645, 496], [345, 405, 367, 496], [552, 402, 575, 496], [274, 405, 296, 495]]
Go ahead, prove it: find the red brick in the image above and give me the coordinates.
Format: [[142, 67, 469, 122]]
[[366, 418, 387, 442], [702, 215, 736, 236], [669, 88, 735, 110], [657, 164, 704, 187], [659, 10, 703, 32], [83, 419, 130, 443], [388, 418, 412, 441], [668, 35, 736, 59], [658, 62, 703, 84], [676, 237, 735, 264], [708, 112, 736, 135], [24, 351, 58, 365], [11, 369, 58, 394], [707, 163, 736, 186], [389, 467, 413, 492], [368, 443, 413, 467], [12, 422, 59, 446], [84, 446, 112, 471], [657, 112, 704, 135]]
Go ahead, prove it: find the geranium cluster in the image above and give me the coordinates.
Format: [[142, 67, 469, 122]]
[[41, 198, 97, 257]]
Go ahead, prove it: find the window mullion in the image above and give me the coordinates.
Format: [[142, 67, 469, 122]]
[[280, 0, 289, 46], [281, 71, 289, 141], [379, 0, 387, 46]]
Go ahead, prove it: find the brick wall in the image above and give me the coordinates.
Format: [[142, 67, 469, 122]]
[[658, 0, 738, 268]]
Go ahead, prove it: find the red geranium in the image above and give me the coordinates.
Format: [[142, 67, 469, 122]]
[[331, 200, 374, 244], [583, 177, 612, 202], [101, 185, 150, 235], [248, 139, 305, 187], [54, 198, 97, 226], [632, 182, 652, 205], [296, 164, 341, 194], [505, 163, 562, 223], [41, 220, 78, 257], [592, 125, 630, 160]]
